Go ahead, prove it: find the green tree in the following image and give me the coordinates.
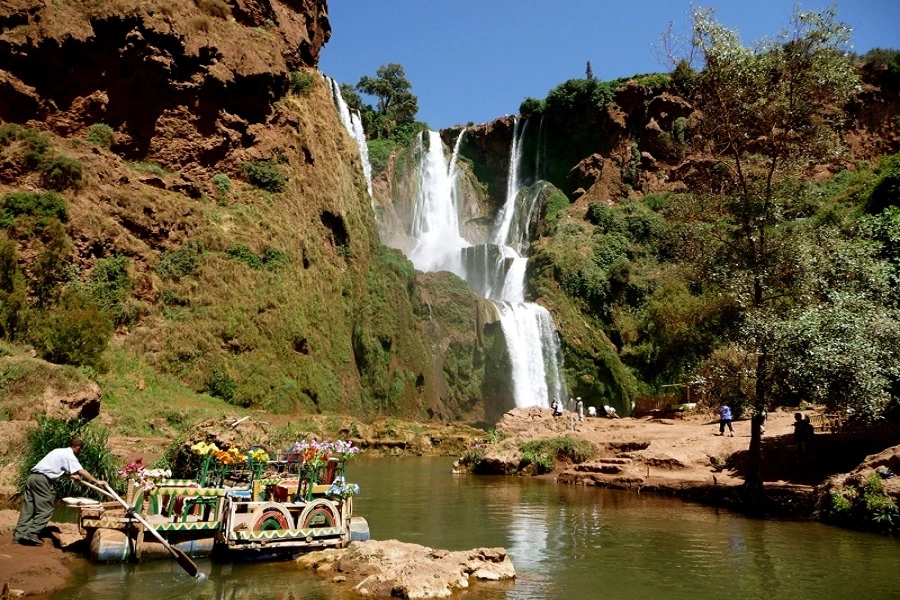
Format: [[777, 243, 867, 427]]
[[677, 6, 859, 487], [0, 235, 28, 339], [356, 63, 419, 138], [339, 82, 364, 113], [31, 288, 113, 369], [30, 218, 71, 308]]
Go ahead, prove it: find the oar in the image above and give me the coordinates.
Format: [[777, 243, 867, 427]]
[[78, 479, 200, 578]]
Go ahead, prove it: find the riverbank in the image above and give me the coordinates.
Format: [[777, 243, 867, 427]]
[[0, 511, 84, 598], [2, 408, 897, 597], [465, 406, 900, 520]]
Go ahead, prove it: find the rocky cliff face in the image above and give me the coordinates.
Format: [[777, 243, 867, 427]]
[[0, 0, 501, 426], [1, 0, 329, 166]]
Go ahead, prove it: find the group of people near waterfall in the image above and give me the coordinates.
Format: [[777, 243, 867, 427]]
[[551, 397, 618, 420]]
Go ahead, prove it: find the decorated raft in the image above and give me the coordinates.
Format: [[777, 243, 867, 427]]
[[74, 439, 369, 563]]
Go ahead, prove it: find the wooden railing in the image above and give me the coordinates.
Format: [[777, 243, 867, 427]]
[[809, 412, 845, 433]]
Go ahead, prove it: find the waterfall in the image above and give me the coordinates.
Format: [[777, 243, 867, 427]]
[[404, 124, 566, 410], [492, 118, 528, 250], [327, 76, 374, 202], [321, 86, 568, 410]]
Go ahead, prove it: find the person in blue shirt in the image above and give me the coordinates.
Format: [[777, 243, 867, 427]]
[[718, 404, 734, 437]]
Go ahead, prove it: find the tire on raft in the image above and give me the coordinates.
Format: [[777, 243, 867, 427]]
[[298, 498, 340, 529], [250, 503, 294, 531]]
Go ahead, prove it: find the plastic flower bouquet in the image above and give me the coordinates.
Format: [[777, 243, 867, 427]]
[[117, 458, 171, 492], [190, 441, 220, 486], [325, 475, 360, 500]]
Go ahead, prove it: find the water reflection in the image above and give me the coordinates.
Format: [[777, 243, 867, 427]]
[[52, 456, 900, 600]]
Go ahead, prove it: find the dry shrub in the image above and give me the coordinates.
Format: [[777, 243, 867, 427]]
[[194, 0, 231, 19], [190, 15, 210, 33]]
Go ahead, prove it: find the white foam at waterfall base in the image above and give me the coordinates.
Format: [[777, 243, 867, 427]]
[[495, 302, 559, 409], [408, 131, 469, 275]]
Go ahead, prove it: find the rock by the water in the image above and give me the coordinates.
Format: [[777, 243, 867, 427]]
[[296, 540, 515, 598]]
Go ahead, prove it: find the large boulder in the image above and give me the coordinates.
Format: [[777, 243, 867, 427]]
[[0, 355, 101, 422], [296, 539, 515, 599]]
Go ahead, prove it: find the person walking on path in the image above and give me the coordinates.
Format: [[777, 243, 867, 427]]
[[13, 438, 107, 546], [718, 404, 734, 437], [575, 397, 584, 422]]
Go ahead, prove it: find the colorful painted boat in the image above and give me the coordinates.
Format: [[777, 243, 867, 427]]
[[74, 444, 369, 563]]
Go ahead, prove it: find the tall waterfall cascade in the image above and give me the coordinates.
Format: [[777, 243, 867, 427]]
[[325, 81, 567, 409], [327, 76, 374, 203], [404, 122, 567, 409]]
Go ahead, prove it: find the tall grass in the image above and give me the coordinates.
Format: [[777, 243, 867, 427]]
[[97, 344, 238, 437], [18, 417, 120, 499]]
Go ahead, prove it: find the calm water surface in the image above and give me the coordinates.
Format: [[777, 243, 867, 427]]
[[51, 456, 900, 600]]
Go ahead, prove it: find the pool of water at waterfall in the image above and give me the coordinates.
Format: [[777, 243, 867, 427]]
[[50, 456, 900, 600]]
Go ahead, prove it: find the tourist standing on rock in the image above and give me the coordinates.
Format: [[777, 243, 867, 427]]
[[576, 397, 584, 422], [14, 438, 107, 546], [718, 403, 734, 437], [551, 398, 563, 417]]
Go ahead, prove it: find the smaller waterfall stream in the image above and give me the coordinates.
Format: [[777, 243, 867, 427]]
[[327, 76, 374, 202]]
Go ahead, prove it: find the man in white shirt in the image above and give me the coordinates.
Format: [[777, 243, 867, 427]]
[[14, 438, 107, 546]]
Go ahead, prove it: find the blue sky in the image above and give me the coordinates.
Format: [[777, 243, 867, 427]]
[[319, 1, 900, 131]]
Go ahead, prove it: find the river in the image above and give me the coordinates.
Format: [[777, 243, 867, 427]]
[[51, 456, 900, 600]]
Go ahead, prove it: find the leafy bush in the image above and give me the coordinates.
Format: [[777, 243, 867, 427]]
[[0, 125, 51, 167], [545, 78, 617, 115], [586, 202, 626, 234], [18, 417, 121, 499], [87, 254, 133, 326], [241, 160, 285, 192], [827, 473, 899, 533], [31, 289, 113, 369], [542, 189, 570, 223], [40, 155, 84, 190], [519, 436, 595, 474], [29, 218, 71, 308], [86, 123, 114, 149], [0, 123, 21, 146], [866, 153, 900, 214], [226, 244, 262, 269], [290, 71, 315, 96], [366, 138, 398, 175], [158, 240, 205, 280], [0, 191, 68, 229], [0, 236, 27, 340], [262, 247, 289, 271], [205, 366, 237, 402], [212, 173, 231, 193]]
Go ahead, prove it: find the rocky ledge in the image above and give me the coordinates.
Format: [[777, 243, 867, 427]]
[[295, 540, 515, 599]]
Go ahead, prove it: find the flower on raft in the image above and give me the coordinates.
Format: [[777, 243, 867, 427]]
[[249, 448, 270, 463], [292, 440, 330, 468], [333, 439, 360, 461], [213, 446, 245, 465], [191, 442, 220, 456], [325, 475, 360, 500], [117, 458, 171, 491]]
